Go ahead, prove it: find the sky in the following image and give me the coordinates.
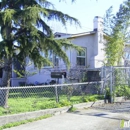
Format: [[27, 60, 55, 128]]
[[48, 0, 125, 34], [0, 0, 125, 41]]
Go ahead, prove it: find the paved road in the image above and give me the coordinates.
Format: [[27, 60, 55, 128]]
[[4, 107, 130, 130]]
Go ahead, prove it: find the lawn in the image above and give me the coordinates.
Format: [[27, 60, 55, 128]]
[[0, 90, 104, 116]]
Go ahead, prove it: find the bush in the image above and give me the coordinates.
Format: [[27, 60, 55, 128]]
[[80, 94, 102, 102], [105, 87, 111, 99], [115, 85, 130, 99], [87, 96, 97, 102], [81, 97, 89, 102], [59, 100, 71, 106]]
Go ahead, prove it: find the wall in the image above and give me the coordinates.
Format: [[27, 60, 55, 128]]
[[27, 69, 51, 85], [91, 16, 105, 68], [11, 78, 26, 86], [69, 34, 95, 68], [25, 32, 105, 84]]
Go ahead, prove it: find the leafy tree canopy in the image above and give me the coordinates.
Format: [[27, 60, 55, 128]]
[[0, 0, 81, 69], [104, 0, 130, 66]]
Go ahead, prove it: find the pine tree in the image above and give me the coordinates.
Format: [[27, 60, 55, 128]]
[[0, 0, 81, 107]]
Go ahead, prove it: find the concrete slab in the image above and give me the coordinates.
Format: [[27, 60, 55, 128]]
[[4, 109, 128, 130]]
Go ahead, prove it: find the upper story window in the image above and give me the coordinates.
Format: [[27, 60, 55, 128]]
[[76, 48, 86, 66]]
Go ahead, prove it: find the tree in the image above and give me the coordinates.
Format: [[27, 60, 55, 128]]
[[0, 0, 82, 107], [104, 1, 130, 66]]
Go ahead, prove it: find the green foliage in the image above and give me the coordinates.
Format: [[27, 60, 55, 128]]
[[0, 114, 51, 130], [59, 100, 71, 106], [81, 72, 88, 82], [115, 85, 130, 99], [105, 87, 111, 99], [68, 105, 77, 112], [0, 0, 81, 69], [0, 94, 104, 116], [63, 86, 74, 101], [2, 9, 16, 25], [104, 33, 125, 66], [81, 94, 102, 102], [103, 1, 130, 66], [120, 120, 125, 129], [87, 96, 97, 102], [0, 0, 83, 92]]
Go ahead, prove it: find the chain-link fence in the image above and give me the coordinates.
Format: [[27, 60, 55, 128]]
[[113, 67, 130, 100], [101, 66, 113, 103], [102, 66, 130, 103], [0, 82, 103, 116]]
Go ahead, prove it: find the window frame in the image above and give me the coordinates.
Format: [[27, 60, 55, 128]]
[[76, 47, 87, 66]]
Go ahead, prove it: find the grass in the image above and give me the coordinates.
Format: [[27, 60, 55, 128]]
[[0, 114, 52, 130], [68, 105, 77, 112], [0, 93, 104, 116]]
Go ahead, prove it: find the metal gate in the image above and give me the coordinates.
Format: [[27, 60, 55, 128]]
[[102, 66, 130, 103]]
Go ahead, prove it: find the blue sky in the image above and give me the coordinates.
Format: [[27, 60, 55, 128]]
[[48, 0, 124, 34]]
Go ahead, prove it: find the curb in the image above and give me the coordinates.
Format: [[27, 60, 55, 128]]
[[0, 106, 70, 126], [0, 97, 124, 126], [73, 100, 104, 109]]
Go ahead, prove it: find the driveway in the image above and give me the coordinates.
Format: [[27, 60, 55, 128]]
[[4, 106, 130, 130]]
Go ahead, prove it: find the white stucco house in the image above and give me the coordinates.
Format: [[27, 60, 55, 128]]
[[11, 16, 106, 86]]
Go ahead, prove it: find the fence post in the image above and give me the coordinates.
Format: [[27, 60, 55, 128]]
[[55, 86, 59, 103], [101, 67, 104, 94], [112, 67, 115, 102], [101, 66, 104, 80], [110, 66, 113, 103]]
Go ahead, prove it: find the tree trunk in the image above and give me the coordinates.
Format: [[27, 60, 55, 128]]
[[0, 58, 12, 108]]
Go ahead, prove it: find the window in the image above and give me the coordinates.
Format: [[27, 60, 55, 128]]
[[53, 55, 59, 66], [0, 68, 2, 78], [42, 51, 59, 67], [77, 48, 86, 66]]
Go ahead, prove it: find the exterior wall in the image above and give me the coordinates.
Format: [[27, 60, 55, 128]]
[[11, 78, 26, 86], [27, 72, 51, 85], [91, 32, 105, 68], [91, 16, 105, 68], [0, 78, 26, 87], [25, 63, 64, 85], [69, 34, 95, 68], [26, 65, 52, 84], [25, 32, 105, 85]]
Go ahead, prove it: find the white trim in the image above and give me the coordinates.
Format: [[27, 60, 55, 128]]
[[76, 47, 87, 66], [55, 31, 96, 39]]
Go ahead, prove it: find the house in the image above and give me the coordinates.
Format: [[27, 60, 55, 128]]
[[55, 16, 105, 69], [10, 16, 105, 86]]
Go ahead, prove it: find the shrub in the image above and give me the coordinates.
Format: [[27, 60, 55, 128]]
[[59, 100, 71, 106], [115, 85, 130, 99]]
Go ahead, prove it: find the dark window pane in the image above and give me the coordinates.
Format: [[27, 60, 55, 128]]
[[77, 57, 85, 66], [0, 68, 2, 78], [77, 50, 85, 56]]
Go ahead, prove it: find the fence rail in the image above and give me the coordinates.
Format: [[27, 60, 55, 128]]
[[0, 81, 103, 89]]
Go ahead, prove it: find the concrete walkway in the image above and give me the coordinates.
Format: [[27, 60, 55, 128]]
[[4, 108, 130, 130]]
